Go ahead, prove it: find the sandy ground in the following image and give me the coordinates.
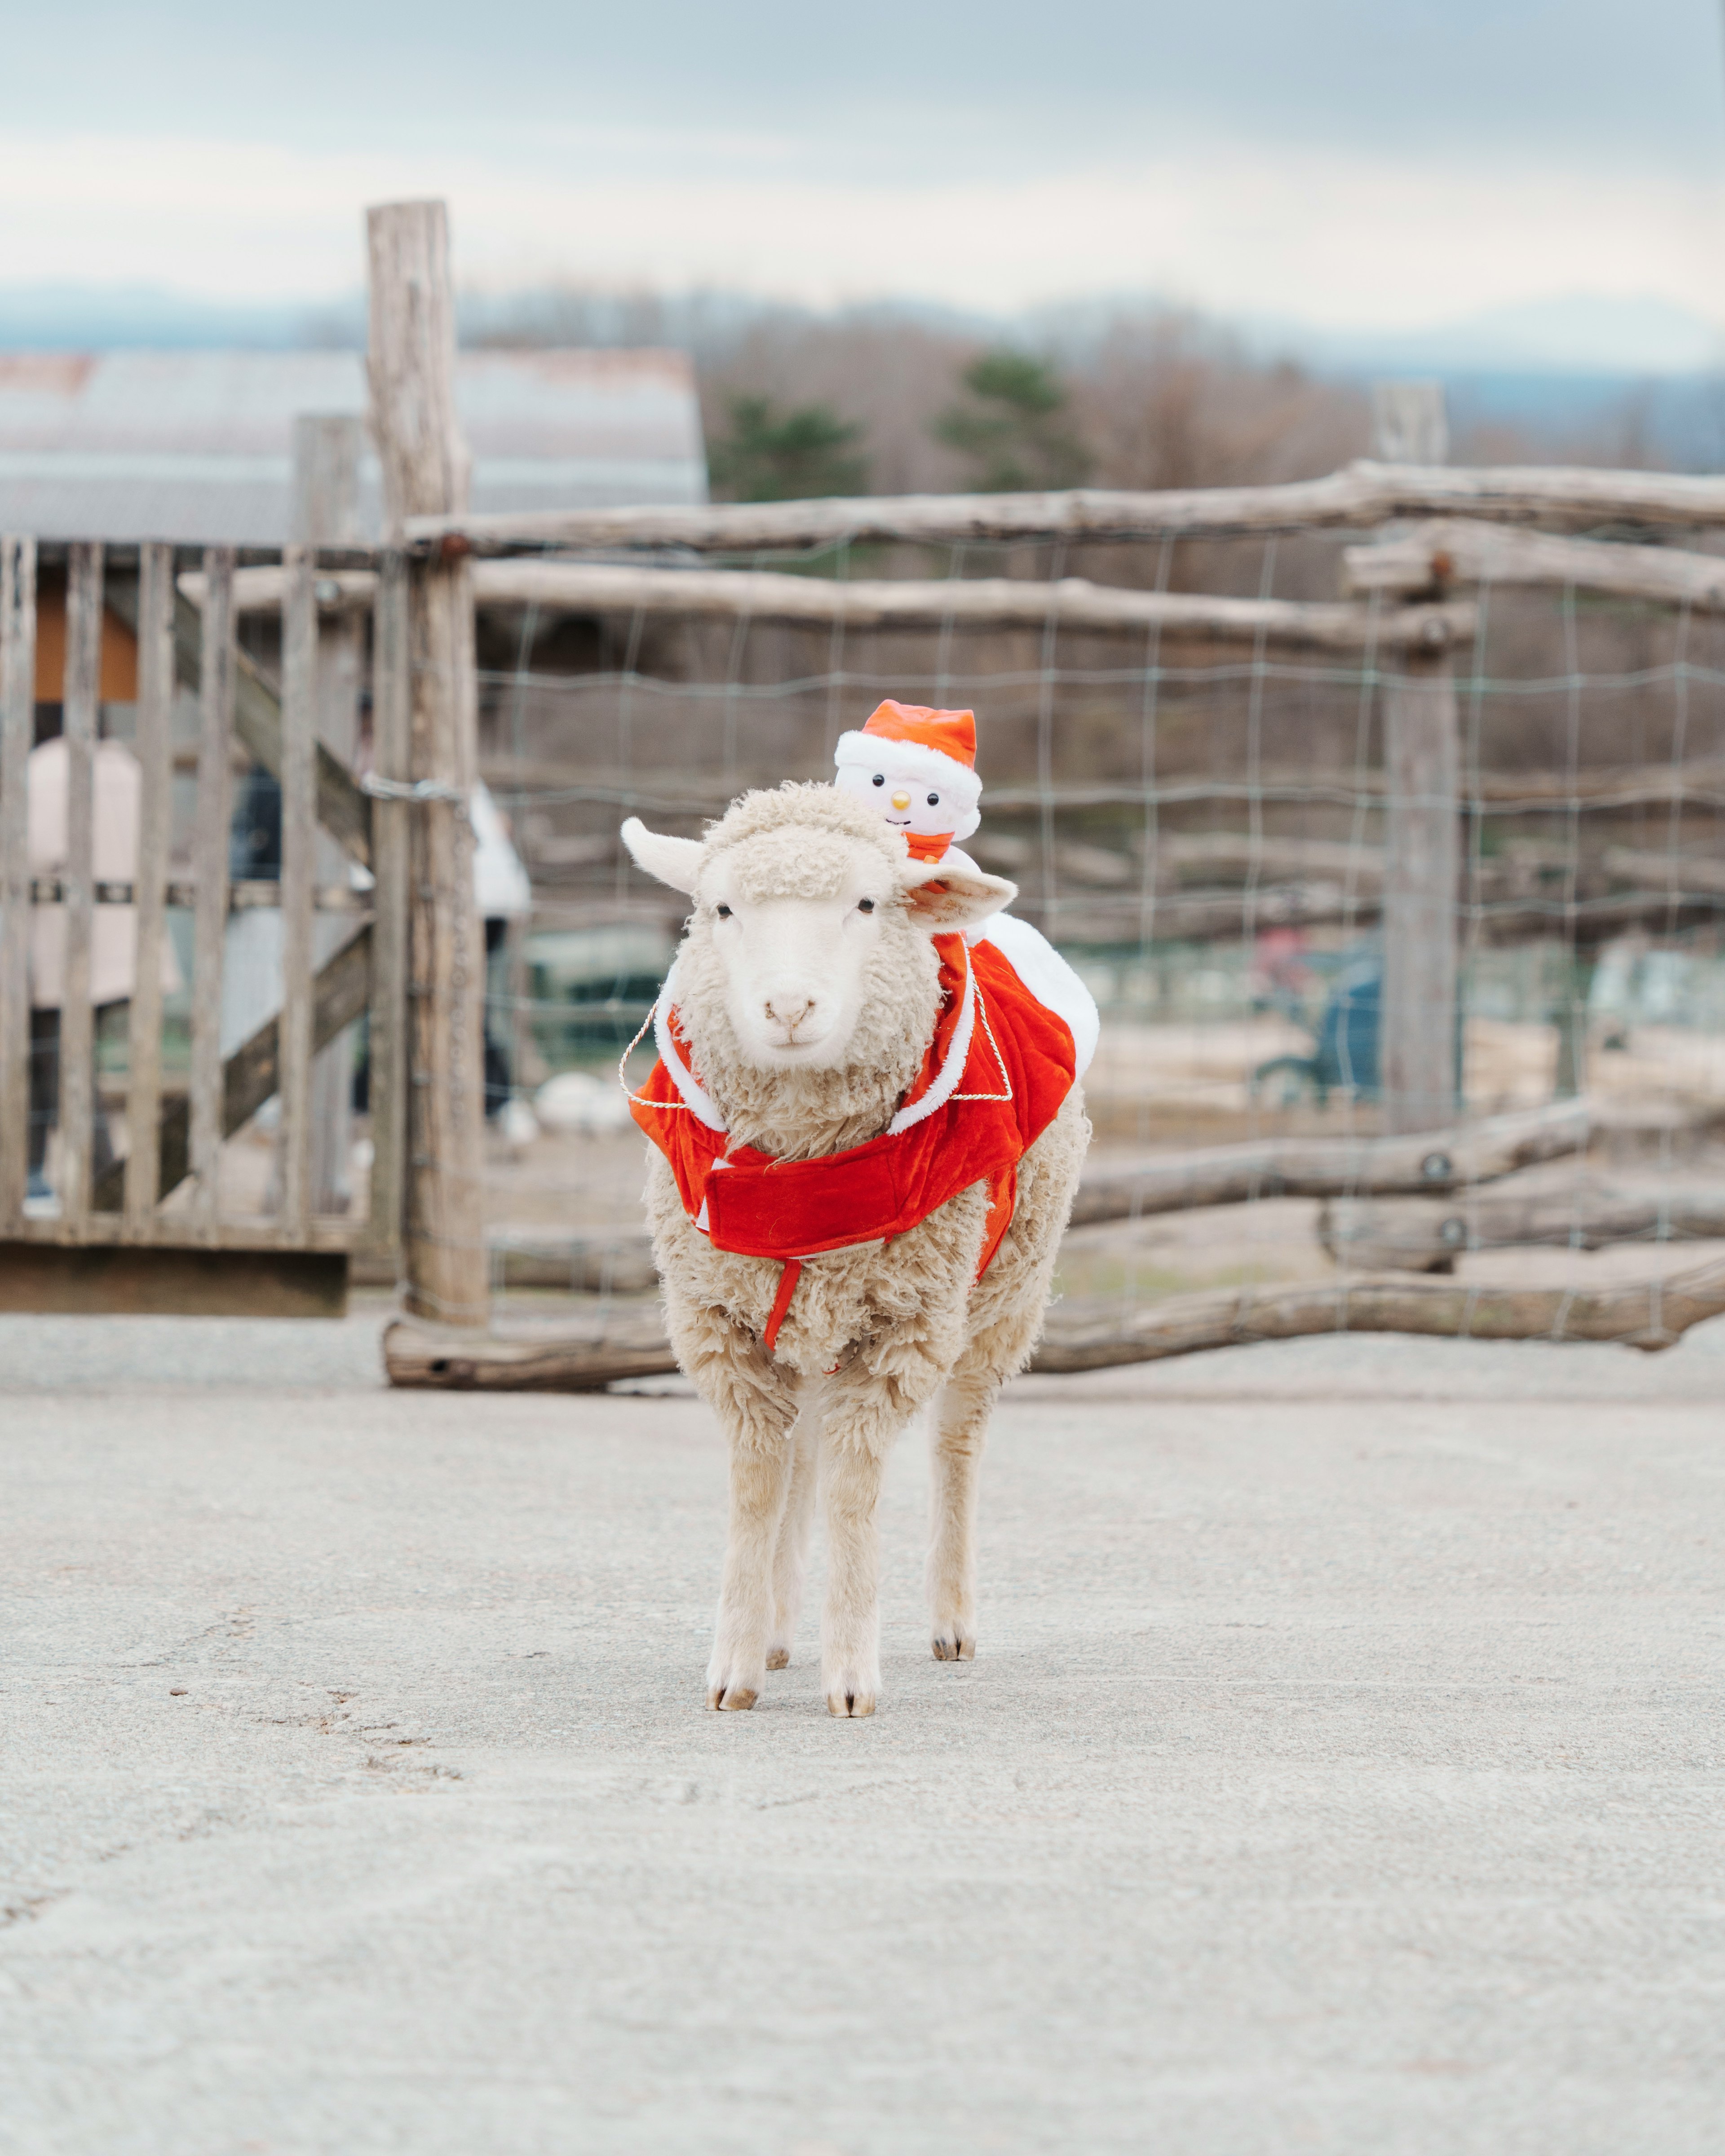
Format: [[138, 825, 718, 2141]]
[[3, 1304, 1723, 2154]]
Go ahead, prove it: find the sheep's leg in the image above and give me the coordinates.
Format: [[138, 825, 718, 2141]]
[[820, 1430, 889, 1717], [765, 1405, 819, 1670], [707, 1423, 798, 1710], [926, 1370, 996, 1662], [663, 1292, 801, 1712]]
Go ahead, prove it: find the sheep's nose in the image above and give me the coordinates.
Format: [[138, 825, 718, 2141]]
[[766, 994, 814, 1033], [891, 790, 911, 810]]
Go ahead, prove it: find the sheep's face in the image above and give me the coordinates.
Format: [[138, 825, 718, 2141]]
[[700, 831, 888, 1067], [620, 788, 1016, 1081]]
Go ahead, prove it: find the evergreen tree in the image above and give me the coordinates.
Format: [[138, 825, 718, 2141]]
[[708, 396, 870, 502], [934, 349, 1091, 492]]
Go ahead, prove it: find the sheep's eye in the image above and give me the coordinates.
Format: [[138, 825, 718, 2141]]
[[714, 903, 732, 919], [858, 897, 875, 914], [927, 793, 940, 806], [871, 773, 885, 787]]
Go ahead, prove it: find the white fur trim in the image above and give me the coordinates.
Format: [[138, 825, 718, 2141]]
[[974, 913, 1100, 1079], [652, 962, 727, 1131], [833, 730, 982, 816], [885, 951, 976, 1134]]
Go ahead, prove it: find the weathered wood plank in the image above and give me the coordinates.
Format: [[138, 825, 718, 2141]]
[[364, 553, 411, 1272], [1381, 651, 1460, 1129], [0, 1240, 346, 1317], [452, 560, 1472, 653], [0, 537, 34, 1227], [294, 414, 366, 1219], [91, 923, 373, 1215], [57, 542, 102, 1226], [1372, 385, 1459, 1138], [380, 1248, 1725, 1387], [1068, 1101, 1592, 1222], [1321, 1179, 1725, 1273], [278, 544, 317, 1233], [1345, 518, 1725, 608], [188, 548, 235, 1226], [124, 544, 174, 1220], [368, 199, 487, 1327], [403, 459, 1725, 556]]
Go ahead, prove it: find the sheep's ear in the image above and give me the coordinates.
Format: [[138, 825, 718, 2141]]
[[621, 817, 704, 895], [900, 860, 1017, 931]]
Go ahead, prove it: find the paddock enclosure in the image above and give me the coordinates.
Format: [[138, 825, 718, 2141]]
[[4, 208, 1725, 1377]]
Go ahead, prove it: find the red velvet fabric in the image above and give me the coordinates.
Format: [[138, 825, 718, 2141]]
[[629, 933, 1077, 1271]]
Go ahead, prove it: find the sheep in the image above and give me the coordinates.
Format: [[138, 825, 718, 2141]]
[[621, 783, 1092, 1718]]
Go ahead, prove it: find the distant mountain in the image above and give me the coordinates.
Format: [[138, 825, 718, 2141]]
[[0, 283, 352, 350], [1263, 295, 1725, 378]]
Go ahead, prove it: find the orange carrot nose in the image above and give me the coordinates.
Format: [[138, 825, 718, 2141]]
[[891, 790, 911, 810]]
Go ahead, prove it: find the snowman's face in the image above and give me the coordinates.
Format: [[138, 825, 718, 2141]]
[[834, 761, 960, 838]]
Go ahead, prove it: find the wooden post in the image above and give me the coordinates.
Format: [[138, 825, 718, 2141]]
[[366, 199, 486, 1326], [124, 542, 175, 1220], [58, 543, 102, 1225], [292, 413, 365, 1215], [366, 553, 411, 1270], [188, 548, 236, 1226], [278, 544, 316, 1233], [1374, 382, 1459, 1133], [0, 537, 34, 1228]]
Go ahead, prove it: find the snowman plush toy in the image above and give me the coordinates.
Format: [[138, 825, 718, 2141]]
[[833, 698, 1099, 1075]]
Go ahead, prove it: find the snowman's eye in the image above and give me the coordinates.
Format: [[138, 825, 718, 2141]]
[[871, 774, 885, 787], [927, 793, 940, 806]]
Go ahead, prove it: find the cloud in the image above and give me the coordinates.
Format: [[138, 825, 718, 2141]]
[[0, 128, 1720, 345]]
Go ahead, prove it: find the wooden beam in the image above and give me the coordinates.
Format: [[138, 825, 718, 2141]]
[[458, 559, 1472, 653], [1372, 384, 1459, 1137], [1345, 518, 1725, 608], [180, 564, 377, 614], [278, 544, 317, 1233], [364, 555, 411, 1274], [125, 543, 174, 1220], [481, 752, 1725, 815], [0, 1240, 346, 1317], [57, 542, 102, 1227], [403, 458, 1725, 557], [1067, 1100, 1590, 1223], [186, 549, 234, 1228], [368, 198, 487, 1328], [294, 414, 367, 1221], [1321, 1179, 1725, 1273], [0, 537, 34, 1229], [380, 1246, 1725, 1387]]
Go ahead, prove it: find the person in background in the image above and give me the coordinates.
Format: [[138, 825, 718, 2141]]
[[470, 782, 532, 1122]]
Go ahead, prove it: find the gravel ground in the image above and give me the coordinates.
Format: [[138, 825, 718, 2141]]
[[2, 1303, 1723, 2154]]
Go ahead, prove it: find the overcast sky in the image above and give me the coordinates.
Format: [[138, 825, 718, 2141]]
[[2, 1, 1723, 347]]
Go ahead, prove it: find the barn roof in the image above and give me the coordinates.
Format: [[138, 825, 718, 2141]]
[[0, 349, 708, 544]]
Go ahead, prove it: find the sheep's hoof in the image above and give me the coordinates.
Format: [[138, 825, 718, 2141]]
[[827, 1689, 876, 1718], [931, 1633, 975, 1662], [709, 1683, 758, 1711], [764, 1646, 790, 1670]]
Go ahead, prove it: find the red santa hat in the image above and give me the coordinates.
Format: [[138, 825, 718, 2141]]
[[833, 700, 982, 837]]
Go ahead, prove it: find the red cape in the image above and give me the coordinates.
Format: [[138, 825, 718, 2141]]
[[628, 935, 1078, 1333]]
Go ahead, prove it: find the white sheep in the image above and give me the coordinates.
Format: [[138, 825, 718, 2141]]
[[621, 784, 1092, 1718]]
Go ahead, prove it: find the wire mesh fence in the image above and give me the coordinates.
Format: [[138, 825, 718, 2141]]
[[468, 519, 1725, 1360]]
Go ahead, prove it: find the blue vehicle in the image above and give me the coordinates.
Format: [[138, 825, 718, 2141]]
[[1250, 949, 1384, 1106]]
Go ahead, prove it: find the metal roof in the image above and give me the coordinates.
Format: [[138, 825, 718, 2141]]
[[0, 349, 708, 544]]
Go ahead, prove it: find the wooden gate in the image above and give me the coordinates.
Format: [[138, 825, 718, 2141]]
[[0, 535, 410, 1314]]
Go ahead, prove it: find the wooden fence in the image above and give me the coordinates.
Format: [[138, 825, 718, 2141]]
[[6, 194, 1725, 1360]]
